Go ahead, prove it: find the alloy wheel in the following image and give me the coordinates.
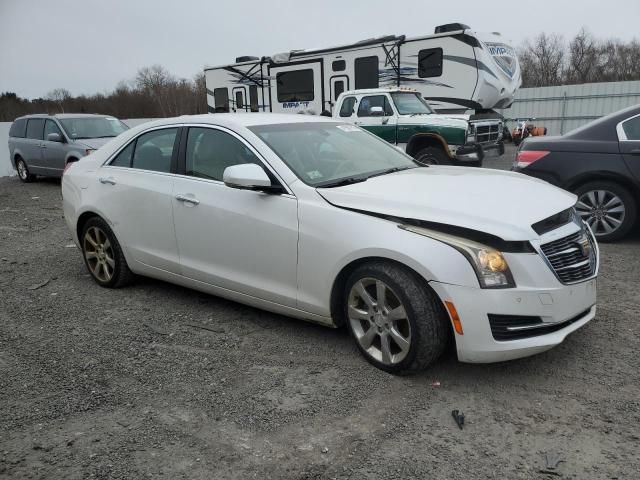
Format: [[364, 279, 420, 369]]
[[347, 277, 412, 366], [576, 190, 625, 236], [17, 160, 28, 180], [83, 226, 116, 282]]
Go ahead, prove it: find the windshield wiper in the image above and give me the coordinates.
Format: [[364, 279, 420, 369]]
[[366, 166, 415, 179], [316, 176, 368, 188]]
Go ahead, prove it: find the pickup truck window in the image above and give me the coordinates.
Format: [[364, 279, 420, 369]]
[[357, 95, 393, 117], [390, 93, 434, 115], [339, 97, 356, 117], [418, 48, 443, 78]]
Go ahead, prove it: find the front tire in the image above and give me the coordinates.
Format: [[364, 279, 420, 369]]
[[16, 158, 35, 183], [80, 217, 134, 288], [413, 146, 452, 166], [344, 261, 450, 374], [574, 181, 637, 242]]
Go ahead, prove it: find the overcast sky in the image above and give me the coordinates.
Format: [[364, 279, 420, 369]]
[[1, 0, 638, 99]]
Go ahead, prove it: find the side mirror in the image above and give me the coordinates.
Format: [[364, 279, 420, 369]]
[[223, 163, 282, 193], [47, 132, 63, 142], [369, 106, 384, 116]]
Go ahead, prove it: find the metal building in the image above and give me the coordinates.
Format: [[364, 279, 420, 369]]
[[498, 80, 640, 136]]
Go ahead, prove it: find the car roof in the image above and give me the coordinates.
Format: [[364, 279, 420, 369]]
[[149, 113, 340, 129], [15, 113, 118, 120]]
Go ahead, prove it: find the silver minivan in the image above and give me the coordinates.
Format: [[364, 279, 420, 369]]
[[8, 114, 129, 182]]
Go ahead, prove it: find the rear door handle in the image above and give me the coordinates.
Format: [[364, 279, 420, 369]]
[[40, 143, 47, 149], [99, 177, 116, 185], [175, 194, 200, 206], [630, 148, 640, 155]]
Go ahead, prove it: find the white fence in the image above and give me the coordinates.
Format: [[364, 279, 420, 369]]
[[498, 80, 640, 136], [0, 118, 155, 177]]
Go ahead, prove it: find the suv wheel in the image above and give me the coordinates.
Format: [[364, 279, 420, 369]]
[[414, 146, 451, 166], [344, 261, 450, 374], [16, 158, 35, 183], [575, 181, 637, 242]]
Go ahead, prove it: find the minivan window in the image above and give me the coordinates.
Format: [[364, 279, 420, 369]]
[[26, 119, 45, 140], [185, 127, 261, 181], [355, 56, 379, 89], [44, 119, 63, 140], [131, 128, 178, 173], [418, 48, 443, 78], [59, 117, 128, 139], [339, 97, 356, 117], [277, 69, 314, 102], [9, 118, 28, 138]]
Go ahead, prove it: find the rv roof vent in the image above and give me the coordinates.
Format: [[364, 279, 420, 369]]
[[434, 23, 470, 34], [235, 55, 259, 63]]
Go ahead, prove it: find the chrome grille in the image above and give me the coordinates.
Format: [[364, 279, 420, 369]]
[[539, 229, 597, 284], [475, 124, 501, 144]]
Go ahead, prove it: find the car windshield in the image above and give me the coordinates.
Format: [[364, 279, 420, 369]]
[[249, 122, 417, 187], [391, 92, 434, 115], [59, 117, 129, 139]]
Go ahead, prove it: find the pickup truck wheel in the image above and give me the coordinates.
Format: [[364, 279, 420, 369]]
[[414, 147, 451, 166], [344, 261, 450, 374], [16, 158, 35, 183]]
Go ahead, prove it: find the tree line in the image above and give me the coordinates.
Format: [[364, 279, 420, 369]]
[[1, 28, 639, 121], [519, 28, 640, 87], [0, 65, 207, 122]]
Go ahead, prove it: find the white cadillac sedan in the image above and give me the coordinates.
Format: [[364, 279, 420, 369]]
[[62, 114, 599, 374]]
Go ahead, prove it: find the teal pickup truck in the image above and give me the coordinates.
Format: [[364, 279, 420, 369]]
[[333, 87, 504, 166]]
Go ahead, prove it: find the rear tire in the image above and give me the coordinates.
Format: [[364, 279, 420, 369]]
[[16, 158, 35, 183], [574, 181, 637, 242], [413, 146, 452, 166], [80, 217, 134, 288], [344, 261, 450, 374]]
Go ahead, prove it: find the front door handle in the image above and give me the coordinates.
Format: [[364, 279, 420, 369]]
[[175, 194, 200, 206], [99, 177, 116, 185]]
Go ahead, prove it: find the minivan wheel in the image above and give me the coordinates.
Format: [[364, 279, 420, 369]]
[[80, 217, 134, 288], [16, 158, 35, 183], [413, 146, 451, 166], [574, 181, 637, 242], [344, 261, 449, 374]]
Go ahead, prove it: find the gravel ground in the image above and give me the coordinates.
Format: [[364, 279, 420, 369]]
[[1, 147, 639, 479]]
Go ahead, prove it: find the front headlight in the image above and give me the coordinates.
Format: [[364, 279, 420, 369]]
[[466, 124, 476, 144], [400, 225, 516, 289]]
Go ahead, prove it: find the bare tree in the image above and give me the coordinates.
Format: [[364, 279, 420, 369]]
[[46, 88, 71, 113], [135, 64, 174, 116], [519, 33, 566, 87], [566, 28, 599, 84]]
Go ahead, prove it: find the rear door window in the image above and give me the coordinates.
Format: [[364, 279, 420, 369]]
[[26, 119, 45, 140], [622, 116, 640, 140], [9, 118, 28, 138], [130, 128, 179, 173]]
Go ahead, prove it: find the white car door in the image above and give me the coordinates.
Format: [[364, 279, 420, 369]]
[[171, 125, 299, 307], [97, 126, 181, 274]]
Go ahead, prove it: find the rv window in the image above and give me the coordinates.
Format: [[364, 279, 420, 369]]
[[249, 85, 259, 112], [334, 81, 345, 101], [235, 91, 244, 109], [418, 48, 443, 78], [357, 95, 394, 117], [339, 97, 356, 117], [276, 69, 314, 102], [354, 56, 379, 89], [332, 60, 346, 72], [213, 88, 230, 113]]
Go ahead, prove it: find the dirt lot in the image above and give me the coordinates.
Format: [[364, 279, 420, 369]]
[[1, 150, 639, 479]]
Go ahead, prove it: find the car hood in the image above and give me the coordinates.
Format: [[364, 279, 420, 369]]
[[397, 115, 467, 129], [74, 138, 113, 150], [316, 166, 577, 241]]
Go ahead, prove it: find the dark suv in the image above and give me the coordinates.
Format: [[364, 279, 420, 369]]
[[8, 114, 129, 182]]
